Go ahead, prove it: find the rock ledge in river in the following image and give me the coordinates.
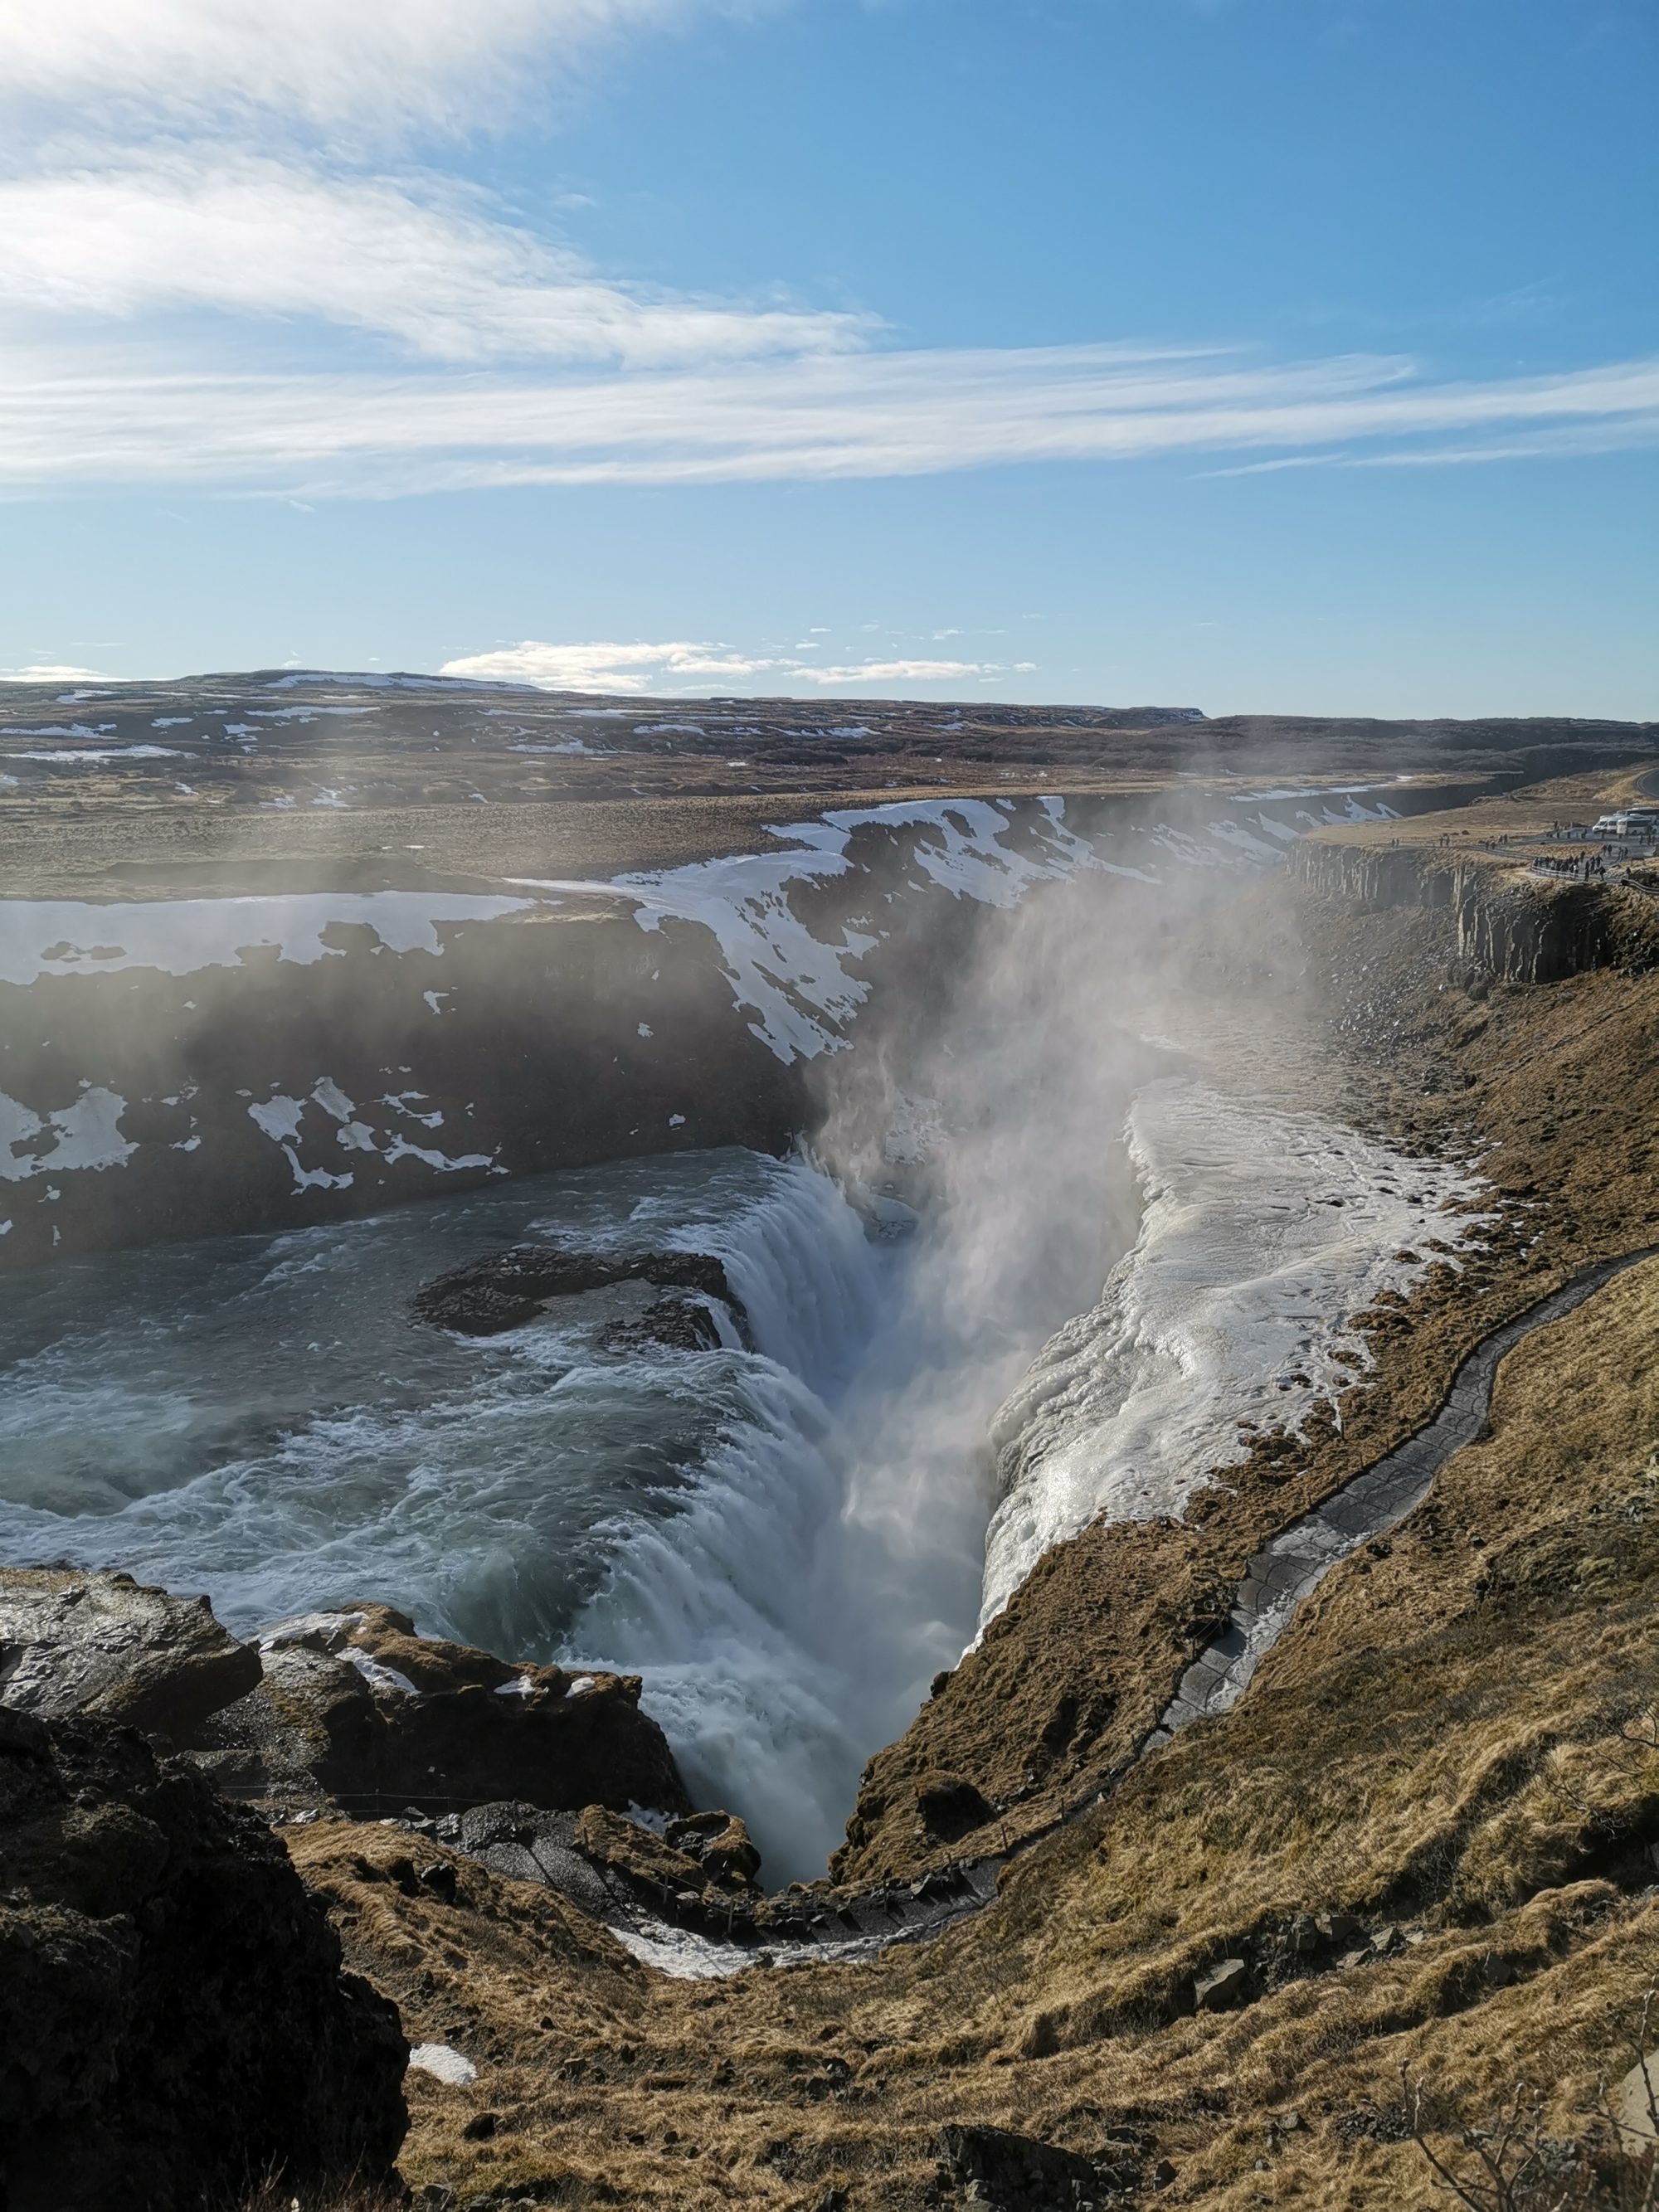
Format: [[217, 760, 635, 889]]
[[411, 1242, 747, 1339]]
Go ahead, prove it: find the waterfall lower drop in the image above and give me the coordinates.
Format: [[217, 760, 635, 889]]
[[564, 1156, 902, 1876], [567, 1084, 1138, 1881], [562, 1145, 1063, 1883]]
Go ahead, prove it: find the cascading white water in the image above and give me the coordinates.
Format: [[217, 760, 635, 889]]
[[2, 782, 1449, 1889], [0, 1143, 941, 1877], [553, 1157, 902, 1873]]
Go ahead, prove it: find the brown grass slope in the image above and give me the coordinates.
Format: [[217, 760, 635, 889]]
[[292, 1252, 1659, 2209], [282, 780, 1659, 2210]]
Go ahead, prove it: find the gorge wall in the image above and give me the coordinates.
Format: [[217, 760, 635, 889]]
[[1292, 834, 1659, 985], [0, 780, 1475, 1273]]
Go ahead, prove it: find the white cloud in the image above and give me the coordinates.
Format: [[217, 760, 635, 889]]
[[0, 0, 713, 138], [3, 340, 1656, 497], [435, 639, 1020, 693], [3, 0, 1653, 518], [0, 663, 107, 682], [0, 154, 863, 367], [802, 659, 985, 684], [439, 639, 777, 690]]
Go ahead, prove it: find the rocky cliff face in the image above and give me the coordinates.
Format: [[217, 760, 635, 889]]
[[1, 1569, 692, 1821], [0, 1707, 408, 2212], [0, 1566, 259, 1738], [0, 781, 1473, 1274], [1291, 839, 1659, 984]]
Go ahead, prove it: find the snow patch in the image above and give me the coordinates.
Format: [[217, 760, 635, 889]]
[[342, 1646, 421, 1698], [508, 796, 1101, 1064], [407, 2044, 477, 2086], [7, 745, 182, 764], [0, 892, 533, 987], [0, 1087, 137, 1184]]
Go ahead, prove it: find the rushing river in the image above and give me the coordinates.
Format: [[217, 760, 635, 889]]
[[2, 783, 1464, 1886], [0, 1072, 1486, 1888], [0, 1140, 1117, 1879]]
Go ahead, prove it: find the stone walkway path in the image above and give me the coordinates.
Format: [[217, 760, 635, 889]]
[[1149, 1247, 1658, 1744]]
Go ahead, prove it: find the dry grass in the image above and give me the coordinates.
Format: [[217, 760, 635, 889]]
[[289, 1249, 1659, 2209], [265, 772, 1659, 2206]]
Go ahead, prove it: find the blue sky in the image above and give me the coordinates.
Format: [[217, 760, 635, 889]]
[[1, 0, 1654, 714]]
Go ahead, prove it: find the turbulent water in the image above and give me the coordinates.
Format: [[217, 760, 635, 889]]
[[982, 1077, 1487, 1622], [6, 1126, 1113, 1879], [2, 781, 1462, 1884]]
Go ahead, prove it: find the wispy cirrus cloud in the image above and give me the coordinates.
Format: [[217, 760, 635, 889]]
[[436, 639, 1033, 692], [3, 338, 1657, 497], [2, 0, 1657, 503]]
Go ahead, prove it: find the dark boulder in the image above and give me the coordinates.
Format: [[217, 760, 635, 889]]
[[916, 1772, 995, 1844], [190, 1602, 692, 1819], [1194, 1956, 1253, 2012], [596, 1296, 724, 1354], [411, 1242, 747, 1339], [0, 1567, 261, 1744], [448, 1801, 619, 1918], [666, 1809, 763, 1885], [0, 1706, 406, 2212], [935, 2124, 1143, 2210]]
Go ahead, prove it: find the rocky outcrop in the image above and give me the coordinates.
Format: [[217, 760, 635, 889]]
[[0, 1705, 406, 2212], [411, 1242, 747, 1339], [596, 1296, 725, 1354], [0, 1567, 260, 1743], [432, 1798, 762, 1928], [1292, 838, 1659, 984], [664, 1808, 764, 1885], [934, 2123, 1150, 2209], [0, 1569, 692, 1823], [191, 1602, 692, 1818]]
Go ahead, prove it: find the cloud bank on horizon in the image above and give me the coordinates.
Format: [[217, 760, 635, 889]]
[[3, 0, 1657, 504], [435, 639, 1037, 693]]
